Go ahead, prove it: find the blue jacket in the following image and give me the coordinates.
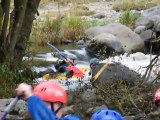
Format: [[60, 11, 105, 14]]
[[26, 96, 80, 120]]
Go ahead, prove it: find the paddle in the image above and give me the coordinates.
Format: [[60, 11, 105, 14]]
[[47, 42, 74, 66], [91, 59, 109, 94], [0, 96, 20, 120], [92, 59, 109, 83]]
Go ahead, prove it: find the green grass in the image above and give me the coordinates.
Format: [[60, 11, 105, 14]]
[[120, 10, 140, 28], [113, 0, 160, 11], [60, 16, 87, 41]]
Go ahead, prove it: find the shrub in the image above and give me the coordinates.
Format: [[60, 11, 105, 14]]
[[60, 16, 86, 41], [120, 10, 140, 28]]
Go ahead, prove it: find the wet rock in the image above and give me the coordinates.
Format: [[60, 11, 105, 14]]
[[76, 40, 85, 46], [81, 89, 97, 102], [134, 26, 146, 34], [92, 63, 141, 84], [85, 23, 144, 54]]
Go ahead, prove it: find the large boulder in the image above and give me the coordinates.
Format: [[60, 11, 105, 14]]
[[92, 33, 123, 52], [92, 63, 141, 85], [134, 10, 160, 54], [85, 23, 144, 56]]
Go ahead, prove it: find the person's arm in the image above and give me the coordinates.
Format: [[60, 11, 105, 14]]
[[26, 96, 58, 120], [16, 83, 58, 120]]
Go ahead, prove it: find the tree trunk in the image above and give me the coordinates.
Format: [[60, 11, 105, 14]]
[[0, 0, 41, 66], [12, 0, 40, 64]]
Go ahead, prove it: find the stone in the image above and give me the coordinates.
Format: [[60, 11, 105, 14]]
[[134, 26, 146, 34], [85, 23, 144, 53], [140, 29, 155, 41], [135, 16, 154, 29]]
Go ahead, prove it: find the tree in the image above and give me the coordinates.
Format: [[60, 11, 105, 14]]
[[0, 0, 41, 66]]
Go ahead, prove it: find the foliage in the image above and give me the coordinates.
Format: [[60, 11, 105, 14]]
[[30, 16, 62, 46], [95, 80, 158, 116], [119, 10, 140, 28], [60, 16, 86, 42], [68, 80, 160, 119], [0, 64, 31, 98]]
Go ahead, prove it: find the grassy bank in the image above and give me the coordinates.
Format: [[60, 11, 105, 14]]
[[113, 0, 160, 11]]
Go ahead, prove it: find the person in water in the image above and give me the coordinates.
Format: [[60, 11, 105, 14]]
[[16, 81, 80, 120]]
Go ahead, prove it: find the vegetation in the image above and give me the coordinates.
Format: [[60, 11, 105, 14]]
[[60, 16, 87, 41], [69, 80, 160, 119], [69, 5, 95, 16], [113, 0, 160, 11], [119, 10, 140, 28], [0, 64, 32, 98]]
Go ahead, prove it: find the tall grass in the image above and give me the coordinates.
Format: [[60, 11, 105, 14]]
[[113, 0, 159, 11], [119, 10, 140, 28], [60, 16, 86, 42]]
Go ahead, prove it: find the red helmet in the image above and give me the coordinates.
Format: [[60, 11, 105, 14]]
[[33, 81, 67, 104], [153, 87, 160, 107]]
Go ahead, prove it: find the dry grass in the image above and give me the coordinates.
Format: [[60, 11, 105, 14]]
[[69, 5, 95, 16], [113, 0, 160, 11], [60, 16, 87, 41]]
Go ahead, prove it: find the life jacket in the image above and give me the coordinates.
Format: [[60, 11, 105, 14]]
[[67, 64, 84, 78]]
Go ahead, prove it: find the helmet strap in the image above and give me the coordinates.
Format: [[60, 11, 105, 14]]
[[50, 102, 63, 114], [55, 103, 63, 114]]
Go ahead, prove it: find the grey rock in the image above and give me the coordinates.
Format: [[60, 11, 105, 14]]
[[92, 13, 106, 19], [81, 89, 97, 102], [134, 26, 146, 34], [76, 40, 85, 45], [0, 99, 30, 120], [140, 29, 155, 41], [92, 63, 141, 84], [142, 5, 160, 17], [93, 33, 123, 52], [85, 23, 144, 53], [135, 16, 154, 29], [155, 22, 160, 32], [150, 15, 160, 25]]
